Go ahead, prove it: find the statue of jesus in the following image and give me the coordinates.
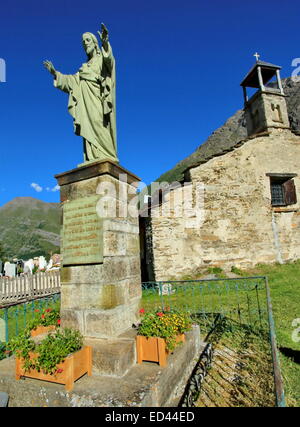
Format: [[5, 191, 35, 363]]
[[44, 23, 118, 165]]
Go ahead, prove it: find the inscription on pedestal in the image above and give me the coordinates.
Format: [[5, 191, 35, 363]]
[[62, 195, 103, 265]]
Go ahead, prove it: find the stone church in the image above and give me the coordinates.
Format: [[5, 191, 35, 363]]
[[140, 60, 300, 281]]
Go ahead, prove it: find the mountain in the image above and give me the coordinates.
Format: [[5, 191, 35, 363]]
[[154, 78, 300, 184], [0, 197, 61, 260]]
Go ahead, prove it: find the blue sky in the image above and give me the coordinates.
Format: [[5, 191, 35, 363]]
[[0, 0, 299, 205]]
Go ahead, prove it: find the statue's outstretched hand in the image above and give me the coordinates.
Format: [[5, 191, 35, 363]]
[[98, 23, 109, 50], [43, 60, 56, 77]]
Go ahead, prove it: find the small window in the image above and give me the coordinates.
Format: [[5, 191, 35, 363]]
[[267, 174, 297, 206]]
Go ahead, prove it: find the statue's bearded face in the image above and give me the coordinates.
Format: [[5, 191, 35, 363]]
[[82, 34, 95, 56]]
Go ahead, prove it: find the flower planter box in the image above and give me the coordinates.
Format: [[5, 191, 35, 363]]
[[15, 345, 92, 391], [30, 325, 57, 337], [136, 334, 185, 367]]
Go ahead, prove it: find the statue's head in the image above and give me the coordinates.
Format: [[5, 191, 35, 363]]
[[82, 32, 101, 57]]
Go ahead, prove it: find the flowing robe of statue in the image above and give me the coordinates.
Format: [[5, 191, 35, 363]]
[[54, 42, 118, 163]]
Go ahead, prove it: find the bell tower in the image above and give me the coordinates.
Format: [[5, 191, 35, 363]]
[[241, 54, 290, 137]]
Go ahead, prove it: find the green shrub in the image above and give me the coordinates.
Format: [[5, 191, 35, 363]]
[[8, 328, 83, 375], [137, 308, 192, 351]]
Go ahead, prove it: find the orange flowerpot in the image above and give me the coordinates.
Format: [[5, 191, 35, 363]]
[[136, 334, 185, 367], [30, 325, 57, 337], [15, 346, 92, 391]]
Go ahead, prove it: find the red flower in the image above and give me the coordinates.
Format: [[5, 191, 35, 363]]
[[139, 308, 145, 314], [156, 312, 164, 317], [57, 319, 61, 325], [56, 368, 63, 374], [45, 308, 52, 313], [34, 309, 40, 313], [41, 315, 45, 319]]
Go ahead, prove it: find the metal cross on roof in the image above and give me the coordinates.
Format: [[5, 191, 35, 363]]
[[254, 52, 260, 62]]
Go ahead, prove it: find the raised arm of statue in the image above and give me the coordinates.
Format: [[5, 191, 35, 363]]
[[98, 23, 109, 52], [43, 60, 57, 77], [97, 24, 114, 79]]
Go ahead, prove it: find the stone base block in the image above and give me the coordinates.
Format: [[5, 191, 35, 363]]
[[84, 329, 137, 377], [60, 297, 140, 339]]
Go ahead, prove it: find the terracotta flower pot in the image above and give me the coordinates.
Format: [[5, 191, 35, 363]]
[[136, 334, 185, 367], [30, 325, 57, 337], [15, 346, 92, 391]]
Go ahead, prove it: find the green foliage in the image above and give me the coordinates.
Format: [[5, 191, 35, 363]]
[[137, 308, 192, 351], [0, 341, 9, 360], [25, 307, 60, 334], [205, 266, 227, 278], [230, 266, 247, 276], [0, 241, 5, 260], [8, 328, 83, 375], [9, 333, 35, 363], [32, 265, 39, 275], [206, 267, 223, 275]]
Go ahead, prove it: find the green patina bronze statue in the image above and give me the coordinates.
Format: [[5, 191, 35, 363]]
[[44, 23, 118, 165]]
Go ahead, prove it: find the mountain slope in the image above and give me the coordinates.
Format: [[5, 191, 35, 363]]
[[0, 197, 61, 260]]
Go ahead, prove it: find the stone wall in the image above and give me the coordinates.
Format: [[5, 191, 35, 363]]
[[245, 91, 290, 136], [147, 128, 300, 280]]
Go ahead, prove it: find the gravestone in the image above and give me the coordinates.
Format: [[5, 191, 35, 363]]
[[24, 259, 34, 274], [3, 262, 9, 277], [4, 263, 16, 278], [158, 283, 175, 296], [46, 259, 53, 270], [39, 256, 47, 270]]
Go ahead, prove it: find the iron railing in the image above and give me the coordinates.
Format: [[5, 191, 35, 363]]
[[0, 293, 60, 343], [142, 276, 285, 407], [0, 276, 285, 407]]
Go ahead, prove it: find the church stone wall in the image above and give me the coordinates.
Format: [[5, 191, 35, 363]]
[[149, 129, 300, 280]]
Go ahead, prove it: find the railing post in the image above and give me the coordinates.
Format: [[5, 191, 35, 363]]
[[265, 277, 286, 407], [4, 307, 9, 342], [0, 314, 6, 343]]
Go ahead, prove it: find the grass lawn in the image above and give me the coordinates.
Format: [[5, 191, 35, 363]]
[[245, 261, 300, 407], [142, 260, 300, 407], [195, 320, 275, 407]]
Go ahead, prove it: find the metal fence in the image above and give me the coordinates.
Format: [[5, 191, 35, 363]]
[[0, 294, 60, 343], [0, 270, 61, 305], [141, 276, 285, 407]]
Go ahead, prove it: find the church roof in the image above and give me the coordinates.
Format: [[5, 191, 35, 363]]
[[240, 60, 282, 88]]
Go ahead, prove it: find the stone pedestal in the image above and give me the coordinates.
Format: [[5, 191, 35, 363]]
[[55, 160, 142, 376]]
